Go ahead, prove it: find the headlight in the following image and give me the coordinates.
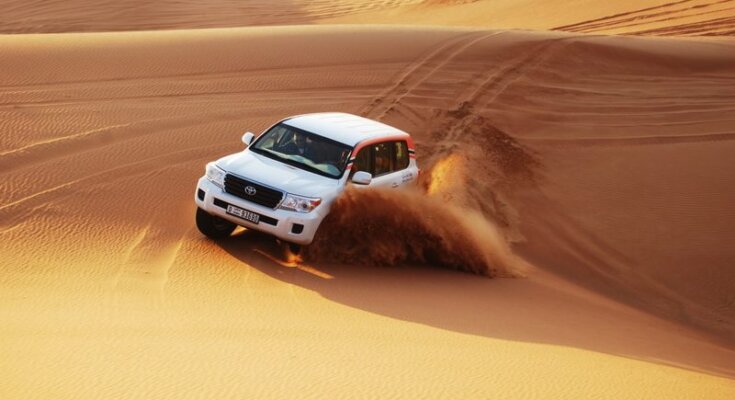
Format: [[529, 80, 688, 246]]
[[279, 193, 322, 213], [206, 163, 226, 188]]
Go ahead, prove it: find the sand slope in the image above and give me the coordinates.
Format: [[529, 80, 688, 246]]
[[1, 25, 735, 398]]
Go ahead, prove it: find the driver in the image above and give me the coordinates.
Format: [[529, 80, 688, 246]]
[[282, 132, 311, 157]]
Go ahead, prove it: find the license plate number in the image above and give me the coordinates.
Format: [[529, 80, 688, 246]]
[[226, 204, 260, 224]]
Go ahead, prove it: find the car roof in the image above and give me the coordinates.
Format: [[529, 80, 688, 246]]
[[281, 112, 409, 147]]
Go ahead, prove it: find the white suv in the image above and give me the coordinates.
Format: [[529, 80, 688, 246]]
[[195, 112, 419, 249]]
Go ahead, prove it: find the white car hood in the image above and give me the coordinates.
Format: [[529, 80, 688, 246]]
[[216, 150, 340, 198]]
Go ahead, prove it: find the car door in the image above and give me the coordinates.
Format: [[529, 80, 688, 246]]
[[391, 140, 417, 188], [368, 141, 402, 188], [350, 140, 417, 188]]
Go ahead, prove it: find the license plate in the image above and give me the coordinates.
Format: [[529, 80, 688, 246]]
[[226, 204, 260, 224]]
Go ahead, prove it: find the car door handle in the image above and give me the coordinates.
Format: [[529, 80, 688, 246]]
[[391, 183, 399, 188]]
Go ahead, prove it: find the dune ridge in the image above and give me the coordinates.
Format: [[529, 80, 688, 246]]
[[1, 0, 732, 35]]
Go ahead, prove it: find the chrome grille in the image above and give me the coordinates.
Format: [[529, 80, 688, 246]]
[[224, 174, 283, 209]]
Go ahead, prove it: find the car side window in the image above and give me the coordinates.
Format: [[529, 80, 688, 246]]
[[395, 141, 409, 170], [350, 140, 411, 179], [373, 142, 393, 176], [352, 146, 372, 176]]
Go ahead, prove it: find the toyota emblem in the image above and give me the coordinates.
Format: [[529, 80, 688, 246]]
[[244, 185, 257, 196]]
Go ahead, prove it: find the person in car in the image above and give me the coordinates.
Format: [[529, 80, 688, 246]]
[[281, 132, 311, 157]]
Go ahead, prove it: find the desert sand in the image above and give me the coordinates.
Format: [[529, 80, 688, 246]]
[[1, 1, 734, 399], [2, 0, 733, 35]]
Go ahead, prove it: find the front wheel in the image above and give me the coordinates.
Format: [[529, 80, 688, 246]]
[[196, 207, 236, 239], [288, 242, 302, 255]]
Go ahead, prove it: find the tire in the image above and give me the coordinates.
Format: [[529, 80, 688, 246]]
[[196, 207, 236, 239], [288, 242, 302, 255]]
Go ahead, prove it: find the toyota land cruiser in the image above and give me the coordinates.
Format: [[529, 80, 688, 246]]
[[195, 112, 419, 249]]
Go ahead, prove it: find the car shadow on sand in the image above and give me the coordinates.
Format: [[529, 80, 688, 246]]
[[216, 229, 735, 378]]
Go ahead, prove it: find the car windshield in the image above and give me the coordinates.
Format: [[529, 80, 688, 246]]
[[249, 122, 352, 179]]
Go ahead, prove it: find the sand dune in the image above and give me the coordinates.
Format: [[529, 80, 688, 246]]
[[2, 1, 735, 398], [1, 25, 734, 398], [1, 0, 732, 35]]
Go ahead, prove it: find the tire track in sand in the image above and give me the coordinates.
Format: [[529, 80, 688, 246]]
[[360, 31, 502, 121], [443, 38, 572, 142], [552, 0, 735, 36], [111, 224, 189, 308], [405, 39, 568, 235]]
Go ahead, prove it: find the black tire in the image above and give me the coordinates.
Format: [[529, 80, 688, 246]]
[[288, 242, 302, 255], [196, 207, 236, 239]]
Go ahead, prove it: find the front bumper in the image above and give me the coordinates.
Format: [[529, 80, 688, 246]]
[[195, 176, 325, 245]]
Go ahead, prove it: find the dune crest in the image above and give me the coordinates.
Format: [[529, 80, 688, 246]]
[[1, 0, 731, 35]]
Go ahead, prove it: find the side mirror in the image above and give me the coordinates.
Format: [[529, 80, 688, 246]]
[[352, 171, 372, 185], [242, 132, 255, 146]]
